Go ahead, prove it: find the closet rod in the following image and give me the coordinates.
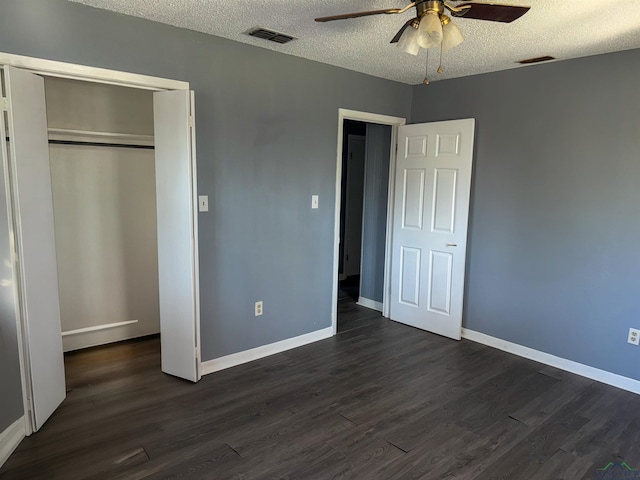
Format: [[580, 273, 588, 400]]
[[48, 139, 154, 150]]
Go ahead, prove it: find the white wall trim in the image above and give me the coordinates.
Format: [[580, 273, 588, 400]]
[[332, 109, 406, 335], [357, 297, 383, 312], [381, 123, 400, 320], [0, 416, 26, 469], [189, 91, 202, 381], [462, 328, 640, 395], [61, 320, 139, 337], [201, 326, 333, 375], [63, 331, 159, 353], [0, 52, 188, 91]]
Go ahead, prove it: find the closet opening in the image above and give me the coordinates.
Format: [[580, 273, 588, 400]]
[[45, 77, 160, 352], [1, 53, 199, 435], [44, 76, 161, 387]]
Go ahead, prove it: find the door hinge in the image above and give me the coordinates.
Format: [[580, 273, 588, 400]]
[[1, 97, 8, 111], [188, 115, 194, 127], [395, 143, 398, 155]]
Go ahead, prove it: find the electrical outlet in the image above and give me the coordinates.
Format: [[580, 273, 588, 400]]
[[628, 328, 640, 346], [255, 301, 263, 317]]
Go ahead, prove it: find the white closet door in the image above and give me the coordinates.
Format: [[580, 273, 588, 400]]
[[153, 90, 200, 382], [3, 65, 66, 431]]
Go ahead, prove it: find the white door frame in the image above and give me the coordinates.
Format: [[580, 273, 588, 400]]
[[0, 52, 200, 434], [332, 109, 406, 334]]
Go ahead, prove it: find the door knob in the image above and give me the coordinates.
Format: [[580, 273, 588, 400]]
[[447, 243, 457, 247]]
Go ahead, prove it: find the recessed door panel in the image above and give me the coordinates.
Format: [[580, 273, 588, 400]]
[[436, 133, 460, 156], [399, 247, 421, 307], [402, 168, 425, 230], [428, 251, 453, 315], [432, 168, 457, 234], [405, 135, 427, 158]]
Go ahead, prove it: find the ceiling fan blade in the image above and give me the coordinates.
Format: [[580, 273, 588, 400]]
[[390, 18, 417, 44], [315, 8, 402, 23], [450, 3, 530, 23]]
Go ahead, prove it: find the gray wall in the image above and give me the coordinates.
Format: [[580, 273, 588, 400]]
[[360, 124, 392, 303], [411, 48, 640, 381], [0, 0, 412, 362]]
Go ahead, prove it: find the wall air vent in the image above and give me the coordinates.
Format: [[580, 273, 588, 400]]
[[518, 56, 556, 65], [247, 27, 296, 45]]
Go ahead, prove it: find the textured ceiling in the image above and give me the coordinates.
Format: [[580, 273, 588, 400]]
[[69, 0, 640, 85]]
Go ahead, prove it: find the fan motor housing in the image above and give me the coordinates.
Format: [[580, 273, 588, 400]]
[[416, 0, 445, 18]]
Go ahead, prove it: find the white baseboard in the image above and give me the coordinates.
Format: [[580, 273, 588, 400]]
[[357, 297, 383, 312], [0, 417, 25, 469], [462, 328, 640, 395], [63, 329, 160, 352], [61, 319, 139, 337], [201, 326, 334, 375]]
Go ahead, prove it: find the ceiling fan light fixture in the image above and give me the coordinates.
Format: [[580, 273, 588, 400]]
[[417, 11, 443, 49], [397, 22, 421, 56], [440, 15, 464, 52]]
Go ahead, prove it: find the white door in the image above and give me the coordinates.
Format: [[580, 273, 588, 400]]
[[389, 119, 475, 340], [343, 135, 366, 277], [1, 66, 66, 431], [153, 90, 201, 382]]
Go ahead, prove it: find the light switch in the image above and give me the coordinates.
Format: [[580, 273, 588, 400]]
[[198, 195, 209, 212], [311, 195, 319, 209]]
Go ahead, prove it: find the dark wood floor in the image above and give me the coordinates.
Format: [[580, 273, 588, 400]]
[[2, 297, 640, 479]]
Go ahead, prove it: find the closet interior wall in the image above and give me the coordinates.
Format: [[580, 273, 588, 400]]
[[44, 77, 160, 351]]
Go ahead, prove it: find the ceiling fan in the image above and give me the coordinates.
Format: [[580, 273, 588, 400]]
[[315, 1, 530, 57]]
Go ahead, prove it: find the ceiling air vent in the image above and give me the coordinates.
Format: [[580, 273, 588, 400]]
[[247, 27, 296, 45], [518, 56, 556, 65]]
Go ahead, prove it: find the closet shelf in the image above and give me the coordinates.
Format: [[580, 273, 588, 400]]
[[48, 128, 154, 147]]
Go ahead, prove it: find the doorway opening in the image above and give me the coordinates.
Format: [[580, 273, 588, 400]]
[[338, 121, 366, 303], [0, 53, 200, 436], [331, 109, 406, 334]]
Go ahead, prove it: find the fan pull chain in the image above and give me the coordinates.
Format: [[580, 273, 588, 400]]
[[423, 50, 430, 85], [437, 44, 444, 74]]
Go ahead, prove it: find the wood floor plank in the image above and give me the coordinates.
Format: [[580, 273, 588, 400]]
[[529, 449, 594, 480], [3, 296, 640, 479], [420, 417, 533, 480], [509, 369, 595, 427], [287, 438, 405, 480], [377, 425, 481, 479], [473, 386, 603, 480]]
